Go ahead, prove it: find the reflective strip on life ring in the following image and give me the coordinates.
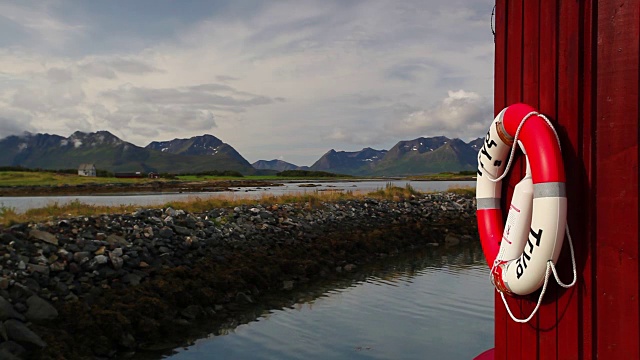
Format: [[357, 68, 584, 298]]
[[476, 103, 567, 296]]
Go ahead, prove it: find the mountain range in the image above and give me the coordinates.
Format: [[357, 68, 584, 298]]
[[306, 136, 482, 176], [0, 131, 483, 176], [252, 159, 310, 172], [0, 131, 254, 174]]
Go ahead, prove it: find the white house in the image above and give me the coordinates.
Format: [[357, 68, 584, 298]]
[[78, 163, 96, 177]]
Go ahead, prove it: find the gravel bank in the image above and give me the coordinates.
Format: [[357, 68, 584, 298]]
[[0, 192, 478, 359]]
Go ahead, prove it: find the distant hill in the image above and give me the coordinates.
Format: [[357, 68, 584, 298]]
[[146, 134, 223, 156], [0, 132, 255, 174], [0, 130, 484, 177], [276, 170, 347, 178], [252, 159, 309, 172], [467, 137, 484, 152], [371, 137, 478, 176], [145, 134, 254, 172], [309, 147, 388, 175], [307, 137, 483, 176]]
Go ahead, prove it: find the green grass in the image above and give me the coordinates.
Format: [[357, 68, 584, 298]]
[[368, 182, 421, 199], [0, 171, 360, 186], [446, 184, 476, 197], [0, 200, 141, 227], [0, 171, 153, 186], [175, 175, 244, 181], [407, 171, 477, 181], [0, 183, 472, 227]]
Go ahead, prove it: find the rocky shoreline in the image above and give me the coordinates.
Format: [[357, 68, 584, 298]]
[[0, 192, 478, 359]]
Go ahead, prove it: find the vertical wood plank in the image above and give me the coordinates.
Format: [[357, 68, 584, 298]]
[[521, 1, 542, 359], [538, 0, 558, 115], [537, 0, 559, 358], [556, 0, 581, 358], [493, 0, 508, 358], [494, 0, 507, 116], [523, 0, 540, 107], [502, 0, 525, 357], [596, 0, 640, 358], [577, 1, 596, 359]]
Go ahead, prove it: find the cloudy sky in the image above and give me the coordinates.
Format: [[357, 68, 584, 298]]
[[0, 0, 495, 166]]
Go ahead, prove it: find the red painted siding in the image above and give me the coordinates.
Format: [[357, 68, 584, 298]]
[[493, 0, 639, 358], [492, 1, 508, 358], [537, 1, 560, 359]]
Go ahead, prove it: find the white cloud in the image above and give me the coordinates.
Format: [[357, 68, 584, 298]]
[[77, 57, 162, 79], [386, 90, 492, 141], [0, 108, 35, 136], [0, 0, 495, 166], [0, 1, 86, 52]]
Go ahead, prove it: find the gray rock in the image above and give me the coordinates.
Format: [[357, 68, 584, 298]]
[[344, 264, 357, 272], [4, 319, 47, 348], [0, 233, 18, 245], [119, 332, 136, 349], [173, 318, 191, 326], [94, 255, 108, 265], [235, 292, 253, 304], [49, 262, 66, 272], [25, 295, 58, 322], [8, 283, 34, 302], [106, 234, 129, 247], [73, 252, 91, 265], [159, 227, 174, 239], [0, 340, 27, 358], [13, 303, 26, 313], [173, 225, 192, 236], [109, 254, 124, 270], [122, 273, 143, 286], [0, 297, 25, 321], [27, 263, 49, 275], [0, 320, 7, 341], [0, 348, 21, 360], [444, 234, 461, 246], [93, 335, 114, 357], [22, 279, 40, 293], [28, 230, 58, 245], [180, 305, 203, 320]]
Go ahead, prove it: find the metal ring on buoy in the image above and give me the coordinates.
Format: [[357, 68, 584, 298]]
[[476, 103, 567, 296]]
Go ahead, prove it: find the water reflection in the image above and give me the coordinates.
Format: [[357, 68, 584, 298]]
[[139, 241, 493, 360]]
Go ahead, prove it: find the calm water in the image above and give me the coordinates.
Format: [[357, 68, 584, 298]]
[[0, 180, 475, 213], [150, 242, 493, 360]]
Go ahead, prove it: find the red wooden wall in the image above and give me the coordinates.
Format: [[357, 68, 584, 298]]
[[493, 0, 639, 359]]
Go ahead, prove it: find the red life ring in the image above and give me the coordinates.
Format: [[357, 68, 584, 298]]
[[476, 103, 567, 296]]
